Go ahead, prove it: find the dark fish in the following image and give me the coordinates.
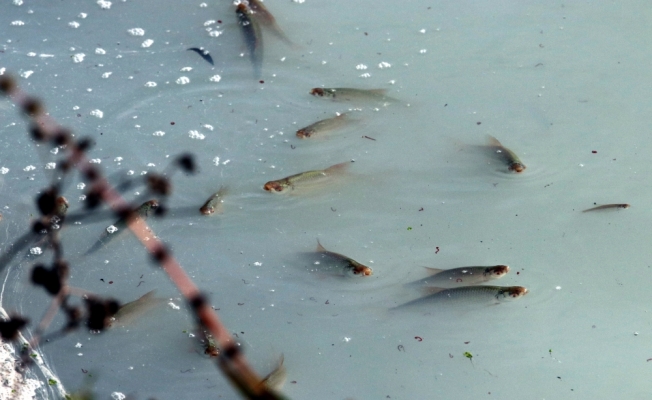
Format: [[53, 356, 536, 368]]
[[187, 47, 214, 66], [407, 265, 510, 288], [314, 239, 373, 277], [485, 135, 526, 173], [248, 0, 295, 47], [199, 186, 227, 215], [236, 3, 263, 79], [582, 203, 630, 212], [84, 200, 159, 255]]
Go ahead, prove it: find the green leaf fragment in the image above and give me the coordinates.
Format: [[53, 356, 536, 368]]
[[407, 227, 412, 231], [463, 351, 473, 360], [48, 379, 57, 386]]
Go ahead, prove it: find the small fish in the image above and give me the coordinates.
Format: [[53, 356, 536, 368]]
[[200, 328, 219, 357], [407, 265, 510, 288], [296, 113, 349, 139], [310, 88, 392, 102], [315, 239, 373, 276], [236, 3, 263, 79], [263, 162, 350, 193], [54, 196, 69, 218], [108, 290, 164, 328], [199, 186, 228, 215], [393, 285, 528, 310], [582, 203, 630, 212], [486, 135, 526, 173], [84, 200, 159, 255], [247, 0, 294, 47], [260, 354, 287, 391], [187, 47, 214, 66]]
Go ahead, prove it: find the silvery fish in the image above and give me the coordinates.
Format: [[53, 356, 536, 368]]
[[263, 162, 350, 193], [199, 186, 228, 216], [393, 285, 528, 310], [236, 3, 263, 79], [247, 0, 295, 47], [108, 290, 164, 328], [407, 265, 510, 288], [582, 203, 630, 212], [296, 113, 349, 139], [315, 239, 373, 277], [485, 135, 526, 173], [310, 88, 393, 102]]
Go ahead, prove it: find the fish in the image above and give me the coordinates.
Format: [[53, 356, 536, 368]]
[[407, 265, 510, 288], [108, 290, 165, 328], [263, 162, 350, 193], [187, 47, 214, 66], [236, 3, 263, 79], [199, 186, 228, 215], [84, 199, 159, 255], [296, 113, 349, 139], [22, 196, 69, 260], [485, 135, 526, 173], [247, 0, 295, 47], [54, 196, 69, 218], [259, 354, 287, 391], [393, 285, 528, 310], [582, 203, 630, 212], [309, 88, 393, 102], [314, 239, 373, 277], [200, 328, 219, 357]]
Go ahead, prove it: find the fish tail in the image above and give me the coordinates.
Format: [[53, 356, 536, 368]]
[[324, 161, 351, 175], [316, 239, 326, 252], [423, 266, 442, 275]]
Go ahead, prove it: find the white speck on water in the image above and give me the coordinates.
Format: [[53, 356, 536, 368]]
[[188, 130, 205, 140], [79, 195, 86, 201], [313, 261, 320, 265], [127, 170, 134, 175], [555, 286, 561, 290], [209, 74, 221, 83], [27, 52, 36, 57], [578, 164, 584, 167], [106, 225, 118, 234], [101, 72, 112, 78], [0, 68, 5, 75], [89, 158, 101, 164], [20, 70, 33, 78], [343, 337, 351, 342], [127, 28, 145, 36], [634, 332, 639, 336], [75, 343, 82, 348], [29, 247, 42, 255], [378, 61, 391, 69], [176, 76, 190, 85], [79, 13, 87, 18], [280, 57, 286, 62], [97, 0, 111, 9], [0, 167, 9, 174], [212, 156, 220, 166], [77, 353, 83, 357], [419, 28, 426, 33], [147, 163, 156, 167], [39, 54, 54, 58], [45, 162, 56, 170], [355, 64, 368, 70], [68, 21, 80, 28], [203, 124, 214, 131], [23, 165, 36, 171], [389, 80, 396, 84], [13, 0, 23, 5], [253, 262, 262, 266], [200, 2, 207, 7], [321, 60, 327, 65], [95, 48, 106, 55], [110, 393, 126, 400], [208, 30, 223, 37], [141, 39, 154, 48], [204, 20, 216, 26], [222, 160, 230, 165], [153, 131, 165, 137], [11, 21, 25, 26], [168, 302, 180, 310], [359, 73, 371, 78], [144, 81, 157, 87], [292, 0, 305, 3], [90, 109, 104, 118], [180, 67, 192, 72], [420, 49, 427, 54], [77, 183, 86, 190], [72, 53, 85, 63]]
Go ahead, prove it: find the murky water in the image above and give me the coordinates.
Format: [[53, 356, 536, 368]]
[[1, 0, 652, 399]]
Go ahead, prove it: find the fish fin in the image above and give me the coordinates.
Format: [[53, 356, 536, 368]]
[[139, 290, 157, 301], [187, 47, 214, 66], [486, 135, 503, 147], [324, 161, 351, 175], [423, 267, 443, 275], [316, 239, 326, 252], [420, 287, 445, 296]]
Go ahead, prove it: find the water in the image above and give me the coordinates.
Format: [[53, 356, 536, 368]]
[[1, 0, 652, 399]]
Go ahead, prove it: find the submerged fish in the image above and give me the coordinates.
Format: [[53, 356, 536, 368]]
[[485, 135, 526, 173], [109, 290, 164, 328], [187, 47, 214, 66], [582, 203, 630, 212], [199, 186, 228, 215], [236, 3, 263, 79], [259, 354, 287, 391], [296, 113, 349, 139], [247, 0, 294, 47], [310, 88, 392, 102], [407, 265, 510, 288], [394, 285, 528, 310], [263, 162, 350, 193], [314, 239, 373, 277], [84, 199, 159, 255]]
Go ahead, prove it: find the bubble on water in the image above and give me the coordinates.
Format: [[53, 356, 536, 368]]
[[106, 225, 118, 234], [27, 52, 36, 57], [153, 131, 165, 137], [13, 0, 23, 5], [209, 74, 221, 83], [208, 30, 223, 37], [419, 29, 426, 33], [20, 70, 33, 78], [77, 183, 86, 190], [68, 21, 80, 28], [45, 162, 56, 170], [419, 49, 427, 54], [95, 48, 106, 55], [204, 20, 216, 26], [212, 156, 220, 166], [141, 39, 154, 48], [144, 81, 157, 87], [89, 159, 101, 164], [29, 247, 42, 255], [127, 170, 134, 175], [110, 392, 126, 400], [127, 28, 145, 36], [23, 165, 36, 171], [359, 73, 371, 78], [0, 68, 5, 75], [253, 262, 262, 266], [378, 62, 391, 69], [292, 0, 305, 3], [101, 72, 112, 78], [168, 302, 180, 310], [72, 53, 85, 63], [176, 76, 190, 85], [79, 13, 87, 19], [203, 124, 214, 131], [39, 54, 54, 58], [188, 130, 205, 140], [97, 0, 111, 9], [355, 64, 368, 70], [90, 109, 103, 118], [0, 167, 9, 174], [11, 21, 25, 26]]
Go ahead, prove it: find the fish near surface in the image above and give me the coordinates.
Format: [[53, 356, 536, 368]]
[[296, 113, 349, 139], [108, 290, 165, 328], [236, 3, 263, 79], [84, 199, 159, 255], [259, 354, 287, 391], [199, 186, 228, 215], [263, 161, 350, 193], [582, 203, 630, 212], [407, 265, 510, 288], [393, 285, 528, 310], [247, 0, 295, 47], [314, 239, 373, 277], [309, 88, 396, 103], [485, 135, 526, 173]]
